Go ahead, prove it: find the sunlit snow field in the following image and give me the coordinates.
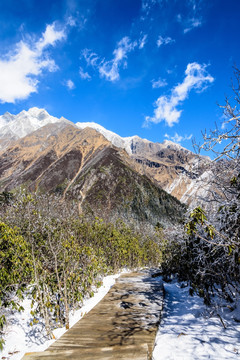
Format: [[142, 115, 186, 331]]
[[152, 280, 240, 360]]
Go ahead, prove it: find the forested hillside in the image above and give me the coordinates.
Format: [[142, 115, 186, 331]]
[[0, 189, 168, 348]]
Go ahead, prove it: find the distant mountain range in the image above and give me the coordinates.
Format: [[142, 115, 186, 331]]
[[0, 106, 193, 155], [0, 107, 212, 220]]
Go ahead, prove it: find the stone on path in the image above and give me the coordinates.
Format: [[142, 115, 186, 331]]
[[22, 271, 163, 360]]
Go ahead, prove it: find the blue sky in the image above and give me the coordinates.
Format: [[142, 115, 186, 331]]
[[0, 0, 239, 151]]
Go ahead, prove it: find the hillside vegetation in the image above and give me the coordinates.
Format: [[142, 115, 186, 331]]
[[0, 190, 165, 348], [159, 67, 240, 308]]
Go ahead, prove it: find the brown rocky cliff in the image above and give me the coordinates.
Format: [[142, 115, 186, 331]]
[[0, 123, 111, 192]]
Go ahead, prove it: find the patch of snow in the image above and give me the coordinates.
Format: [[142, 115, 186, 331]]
[[162, 139, 191, 152], [180, 170, 213, 208], [152, 279, 240, 360], [75, 121, 139, 154], [231, 300, 240, 323], [165, 173, 186, 194], [0, 112, 15, 128], [0, 272, 123, 360]]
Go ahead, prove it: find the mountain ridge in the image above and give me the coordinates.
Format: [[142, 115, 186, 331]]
[[0, 107, 212, 208], [0, 122, 185, 229], [0, 107, 195, 155]]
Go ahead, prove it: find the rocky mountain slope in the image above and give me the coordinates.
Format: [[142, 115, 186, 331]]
[[128, 137, 212, 208], [68, 145, 185, 227], [0, 107, 212, 208], [0, 122, 185, 229], [0, 123, 110, 192]]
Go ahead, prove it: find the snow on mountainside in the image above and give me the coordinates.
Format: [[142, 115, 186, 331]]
[[0, 107, 69, 141], [75, 121, 139, 154], [0, 111, 15, 128], [75, 122, 194, 156]]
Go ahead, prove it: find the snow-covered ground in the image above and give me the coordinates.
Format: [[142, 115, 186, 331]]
[[2, 275, 240, 360], [0, 273, 121, 360], [153, 280, 240, 360]]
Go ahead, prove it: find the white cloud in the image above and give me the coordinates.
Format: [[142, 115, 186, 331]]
[[145, 62, 214, 127], [66, 16, 77, 27], [79, 66, 91, 80], [139, 34, 148, 49], [177, 14, 182, 22], [99, 37, 138, 81], [141, 0, 157, 15], [188, 0, 198, 12], [37, 23, 66, 51], [164, 132, 193, 143], [82, 49, 99, 67], [151, 78, 167, 88], [82, 36, 138, 82], [177, 0, 202, 34], [66, 79, 75, 90], [157, 36, 175, 47], [184, 17, 202, 33], [0, 23, 67, 103]]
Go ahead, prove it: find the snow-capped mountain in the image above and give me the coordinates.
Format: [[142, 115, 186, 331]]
[[0, 107, 192, 156], [0, 107, 70, 143], [0, 107, 213, 208], [0, 107, 186, 155], [0, 107, 141, 154]]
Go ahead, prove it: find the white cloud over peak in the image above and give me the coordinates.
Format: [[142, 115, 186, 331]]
[[151, 78, 167, 88], [157, 36, 175, 47], [82, 36, 138, 82], [164, 132, 193, 143], [145, 62, 214, 127], [0, 23, 67, 103]]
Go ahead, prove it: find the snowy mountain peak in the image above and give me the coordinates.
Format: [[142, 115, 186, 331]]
[[2, 111, 14, 119], [28, 106, 46, 114], [0, 107, 63, 140], [18, 107, 52, 120], [27, 107, 51, 120], [162, 139, 189, 151], [0, 111, 15, 128]]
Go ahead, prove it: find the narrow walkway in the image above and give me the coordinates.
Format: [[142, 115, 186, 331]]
[[22, 271, 163, 360]]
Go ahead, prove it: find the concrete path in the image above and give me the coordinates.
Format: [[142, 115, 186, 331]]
[[22, 271, 163, 360]]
